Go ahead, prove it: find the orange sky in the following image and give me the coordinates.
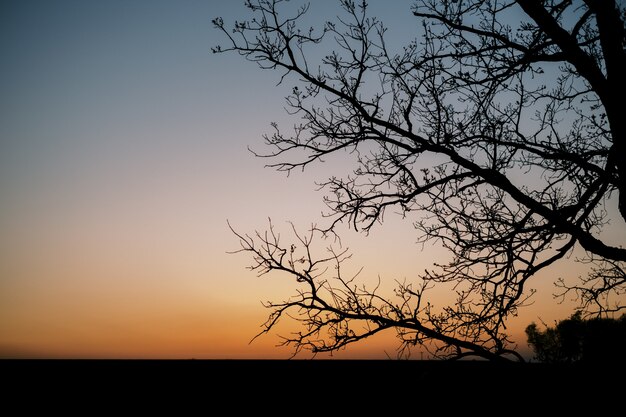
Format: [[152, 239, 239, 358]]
[[1, 0, 623, 360]]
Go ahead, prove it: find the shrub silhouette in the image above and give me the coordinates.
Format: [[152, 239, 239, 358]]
[[526, 312, 626, 363]]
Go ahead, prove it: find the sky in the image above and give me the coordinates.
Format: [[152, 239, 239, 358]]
[[1, 0, 622, 360]]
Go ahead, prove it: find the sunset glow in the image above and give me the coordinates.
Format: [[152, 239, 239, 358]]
[[2, 0, 624, 360]]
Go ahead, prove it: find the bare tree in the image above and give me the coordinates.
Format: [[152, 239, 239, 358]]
[[214, 0, 626, 361]]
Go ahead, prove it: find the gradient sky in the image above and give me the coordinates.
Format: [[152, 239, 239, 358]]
[[1, 0, 623, 359]]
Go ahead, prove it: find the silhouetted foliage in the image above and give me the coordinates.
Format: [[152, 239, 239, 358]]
[[215, 0, 626, 360], [526, 312, 626, 363]]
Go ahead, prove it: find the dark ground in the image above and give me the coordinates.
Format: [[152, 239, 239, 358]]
[[2, 359, 621, 411]]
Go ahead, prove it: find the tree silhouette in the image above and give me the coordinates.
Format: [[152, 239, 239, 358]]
[[214, 0, 626, 360], [526, 312, 626, 363]]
